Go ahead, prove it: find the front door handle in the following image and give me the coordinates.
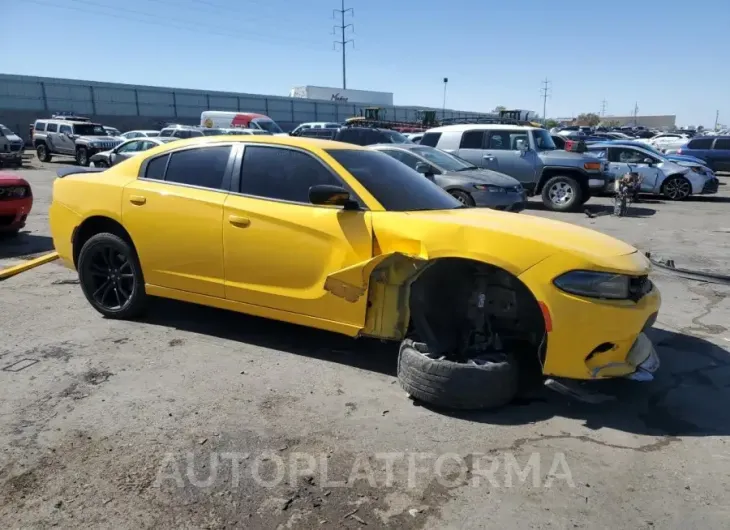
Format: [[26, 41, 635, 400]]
[[129, 195, 146, 205], [228, 215, 251, 228]]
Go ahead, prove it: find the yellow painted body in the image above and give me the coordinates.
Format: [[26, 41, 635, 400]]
[[49, 136, 661, 380]]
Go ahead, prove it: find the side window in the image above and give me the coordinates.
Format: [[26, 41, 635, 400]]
[[118, 141, 142, 153], [34, 122, 47, 132], [46, 123, 59, 133], [459, 130, 484, 149], [609, 148, 644, 164], [140, 141, 157, 151], [240, 146, 342, 204], [380, 149, 421, 170], [159, 129, 173, 137], [420, 132, 441, 147], [337, 129, 361, 145], [164, 146, 231, 190], [687, 138, 712, 149], [712, 139, 730, 150], [588, 148, 607, 159], [145, 154, 169, 180], [59, 125, 72, 134]]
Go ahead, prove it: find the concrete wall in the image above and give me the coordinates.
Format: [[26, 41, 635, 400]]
[[0, 74, 488, 142]]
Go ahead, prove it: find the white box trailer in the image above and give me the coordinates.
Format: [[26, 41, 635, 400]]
[[289, 86, 394, 106]]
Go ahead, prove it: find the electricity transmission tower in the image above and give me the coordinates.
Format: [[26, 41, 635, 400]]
[[332, 1, 354, 90], [601, 99, 607, 117], [540, 78, 551, 125]]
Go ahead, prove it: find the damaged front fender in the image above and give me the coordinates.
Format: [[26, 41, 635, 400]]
[[324, 252, 428, 341]]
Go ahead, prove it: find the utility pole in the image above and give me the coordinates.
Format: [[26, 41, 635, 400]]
[[715, 110, 720, 131], [442, 77, 448, 118], [540, 78, 550, 125], [632, 102, 639, 126], [332, 1, 354, 90], [600, 99, 607, 117]]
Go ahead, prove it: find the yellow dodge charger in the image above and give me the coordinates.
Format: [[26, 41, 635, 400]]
[[49, 135, 661, 409]]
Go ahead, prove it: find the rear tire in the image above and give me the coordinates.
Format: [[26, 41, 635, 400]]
[[36, 144, 51, 162], [397, 339, 519, 410], [541, 176, 583, 212], [77, 233, 147, 319]]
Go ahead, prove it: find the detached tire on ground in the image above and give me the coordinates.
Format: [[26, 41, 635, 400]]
[[541, 175, 583, 212], [397, 339, 519, 410]]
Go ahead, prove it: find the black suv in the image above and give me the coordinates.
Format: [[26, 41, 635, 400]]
[[294, 126, 413, 146]]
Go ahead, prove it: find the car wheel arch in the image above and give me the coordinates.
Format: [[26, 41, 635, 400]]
[[72, 216, 136, 268], [536, 167, 589, 194]]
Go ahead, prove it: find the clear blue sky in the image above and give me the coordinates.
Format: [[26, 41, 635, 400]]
[[4, 0, 729, 127]]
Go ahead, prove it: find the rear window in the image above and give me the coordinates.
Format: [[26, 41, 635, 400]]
[[459, 130, 484, 149], [687, 138, 712, 149], [713, 139, 730, 150], [419, 132, 441, 147], [159, 129, 173, 137]]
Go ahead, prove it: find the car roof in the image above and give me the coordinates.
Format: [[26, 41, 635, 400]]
[[155, 135, 367, 151], [425, 124, 535, 133], [369, 143, 424, 151]]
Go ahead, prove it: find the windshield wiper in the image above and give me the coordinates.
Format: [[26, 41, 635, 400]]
[[455, 166, 478, 171]]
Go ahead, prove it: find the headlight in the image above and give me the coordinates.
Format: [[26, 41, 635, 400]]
[[474, 184, 505, 192], [553, 270, 630, 300], [690, 166, 701, 173]]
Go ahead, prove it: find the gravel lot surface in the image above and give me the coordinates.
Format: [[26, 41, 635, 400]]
[[2, 155, 729, 529]]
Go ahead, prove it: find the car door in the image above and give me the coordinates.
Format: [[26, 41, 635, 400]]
[[110, 140, 143, 165], [607, 147, 661, 191], [455, 130, 487, 167], [57, 124, 76, 154], [222, 144, 374, 328], [481, 130, 537, 184], [708, 138, 730, 172], [121, 144, 235, 298]]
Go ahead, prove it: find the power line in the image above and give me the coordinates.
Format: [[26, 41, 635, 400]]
[[26, 0, 323, 50], [332, 1, 354, 89], [540, 78, 551, 125]]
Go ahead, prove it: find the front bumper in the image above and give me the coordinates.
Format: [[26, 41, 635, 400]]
[[0, 196, 32, 232], [519, 252, 662, 380], [701, 177, 719, 194], [472, 190, 527, 212]]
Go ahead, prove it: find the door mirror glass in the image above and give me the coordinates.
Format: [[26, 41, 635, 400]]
[[643, 158, 654, 166], [308, 184, 359, 210], [414, 161, 433, 175]]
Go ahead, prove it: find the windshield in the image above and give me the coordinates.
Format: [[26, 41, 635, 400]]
[[252, 119, 284, 134], [0, 125, 13, 136], [74, 123, 107, 136], [532, 129, 556, 150], [326, 149, 463, 212], [411, 146, 476, 171], [146, 131, 159, 137], [382, 130, 412, 144]]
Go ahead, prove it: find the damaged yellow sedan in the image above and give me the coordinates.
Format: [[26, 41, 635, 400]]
[[49, 135, 661, 409]]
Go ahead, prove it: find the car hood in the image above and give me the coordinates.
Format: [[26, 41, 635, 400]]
[[440, 169, 521, 187], [658, 160, 690, 174], [372, 208, 644, 276], [4, 134, 23, 144], [666, 154, 707, 166]]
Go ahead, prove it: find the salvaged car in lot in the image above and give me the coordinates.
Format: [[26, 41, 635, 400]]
[[0, 172, 33, 235], [90, 137, 179, 168], [49, 136, 661, 409]]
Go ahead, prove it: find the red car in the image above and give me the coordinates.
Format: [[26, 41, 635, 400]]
[[0, 172, 32, 235]]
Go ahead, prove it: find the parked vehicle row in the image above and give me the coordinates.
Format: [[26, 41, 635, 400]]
[[0, 123, 24, 167]]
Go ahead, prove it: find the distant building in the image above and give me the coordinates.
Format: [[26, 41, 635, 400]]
[[600, 115, 676, 130]]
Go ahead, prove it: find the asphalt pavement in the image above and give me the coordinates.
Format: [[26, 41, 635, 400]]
[[1, 157, 729, 529]]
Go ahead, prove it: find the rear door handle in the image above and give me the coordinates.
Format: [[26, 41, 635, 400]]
[[228, 215, 251, 228], [129, 195, 146, 205]]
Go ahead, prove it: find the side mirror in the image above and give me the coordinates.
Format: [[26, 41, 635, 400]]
[[309, 184, 359, 210], [414, 161, 434, 176], [518, 142, 529, 154], [643, 158, 654, 166]]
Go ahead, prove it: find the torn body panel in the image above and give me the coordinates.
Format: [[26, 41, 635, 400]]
[[324, 252, 428, 340]]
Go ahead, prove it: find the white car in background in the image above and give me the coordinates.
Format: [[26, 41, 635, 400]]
[[645, 133, 689, 152], [406, 132, 424, 143], [120, 130, 160, 140], [289, 122, 341, 136], [103, 126, 122, 137]]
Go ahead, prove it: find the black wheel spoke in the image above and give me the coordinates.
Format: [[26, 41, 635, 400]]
[[93, 279, 111, 300], [113, 286, 122, 308], [119, 261, 132, 272], [83, 241, 138, 312], [118, 282, 131, 300]]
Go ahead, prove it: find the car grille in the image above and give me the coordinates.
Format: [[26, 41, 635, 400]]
[[629, 275, 653, 302], [9, 143, 22, 152], [96, 141, 121, 150], [703, 178, 719, 193], [0, 214, 15, 226]]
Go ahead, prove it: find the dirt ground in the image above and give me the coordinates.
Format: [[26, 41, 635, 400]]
[[2, 155, 730, 529]]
